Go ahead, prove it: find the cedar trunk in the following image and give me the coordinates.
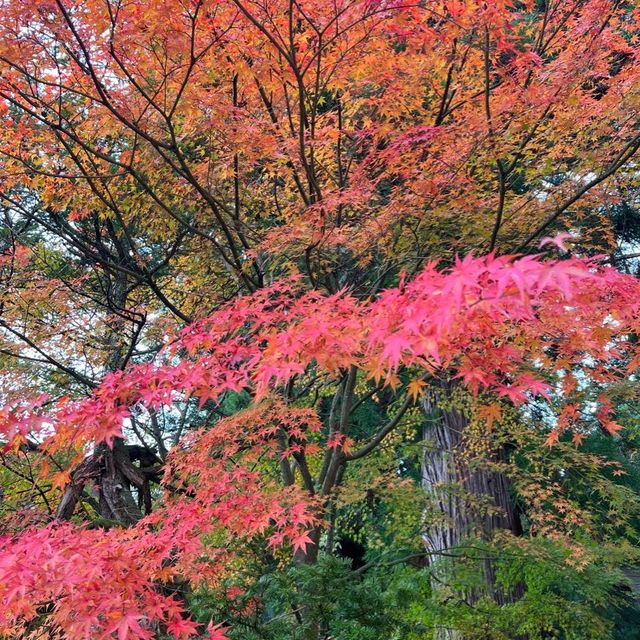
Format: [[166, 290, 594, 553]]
[[421, 384, 522, 638]]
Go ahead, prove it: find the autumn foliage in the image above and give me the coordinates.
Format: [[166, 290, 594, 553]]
[[1, 252, 639, 638], [0, 0, 639, 638]]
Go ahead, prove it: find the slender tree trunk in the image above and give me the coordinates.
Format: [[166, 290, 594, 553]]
[[421, 382, 522, 638]]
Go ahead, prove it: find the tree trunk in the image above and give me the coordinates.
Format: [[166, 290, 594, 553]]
[[95, 439, 144, 525], [421, 382, 522, 638], [57, 270, 147, 525]]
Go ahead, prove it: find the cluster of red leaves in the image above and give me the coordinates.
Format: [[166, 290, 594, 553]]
[[0, 394, 50, 445], [0, 402, 319, 639], [0, 523, 202, 640], [1, 252, 639, 639], [16, 251, 635, 451]]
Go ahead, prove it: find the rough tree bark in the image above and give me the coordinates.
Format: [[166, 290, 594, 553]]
[[421, 380, 522, 638]]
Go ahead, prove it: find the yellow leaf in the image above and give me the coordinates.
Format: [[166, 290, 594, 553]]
[[477, 404, 502, 431], [407, 379, 426, 401]]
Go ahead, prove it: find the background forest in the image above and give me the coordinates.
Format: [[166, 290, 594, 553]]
[[1, 0, 640, 638]]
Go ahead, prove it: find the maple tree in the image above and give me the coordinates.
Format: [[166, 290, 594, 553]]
[[0, 0, 639, 638], [1, 252, 640, 638]]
